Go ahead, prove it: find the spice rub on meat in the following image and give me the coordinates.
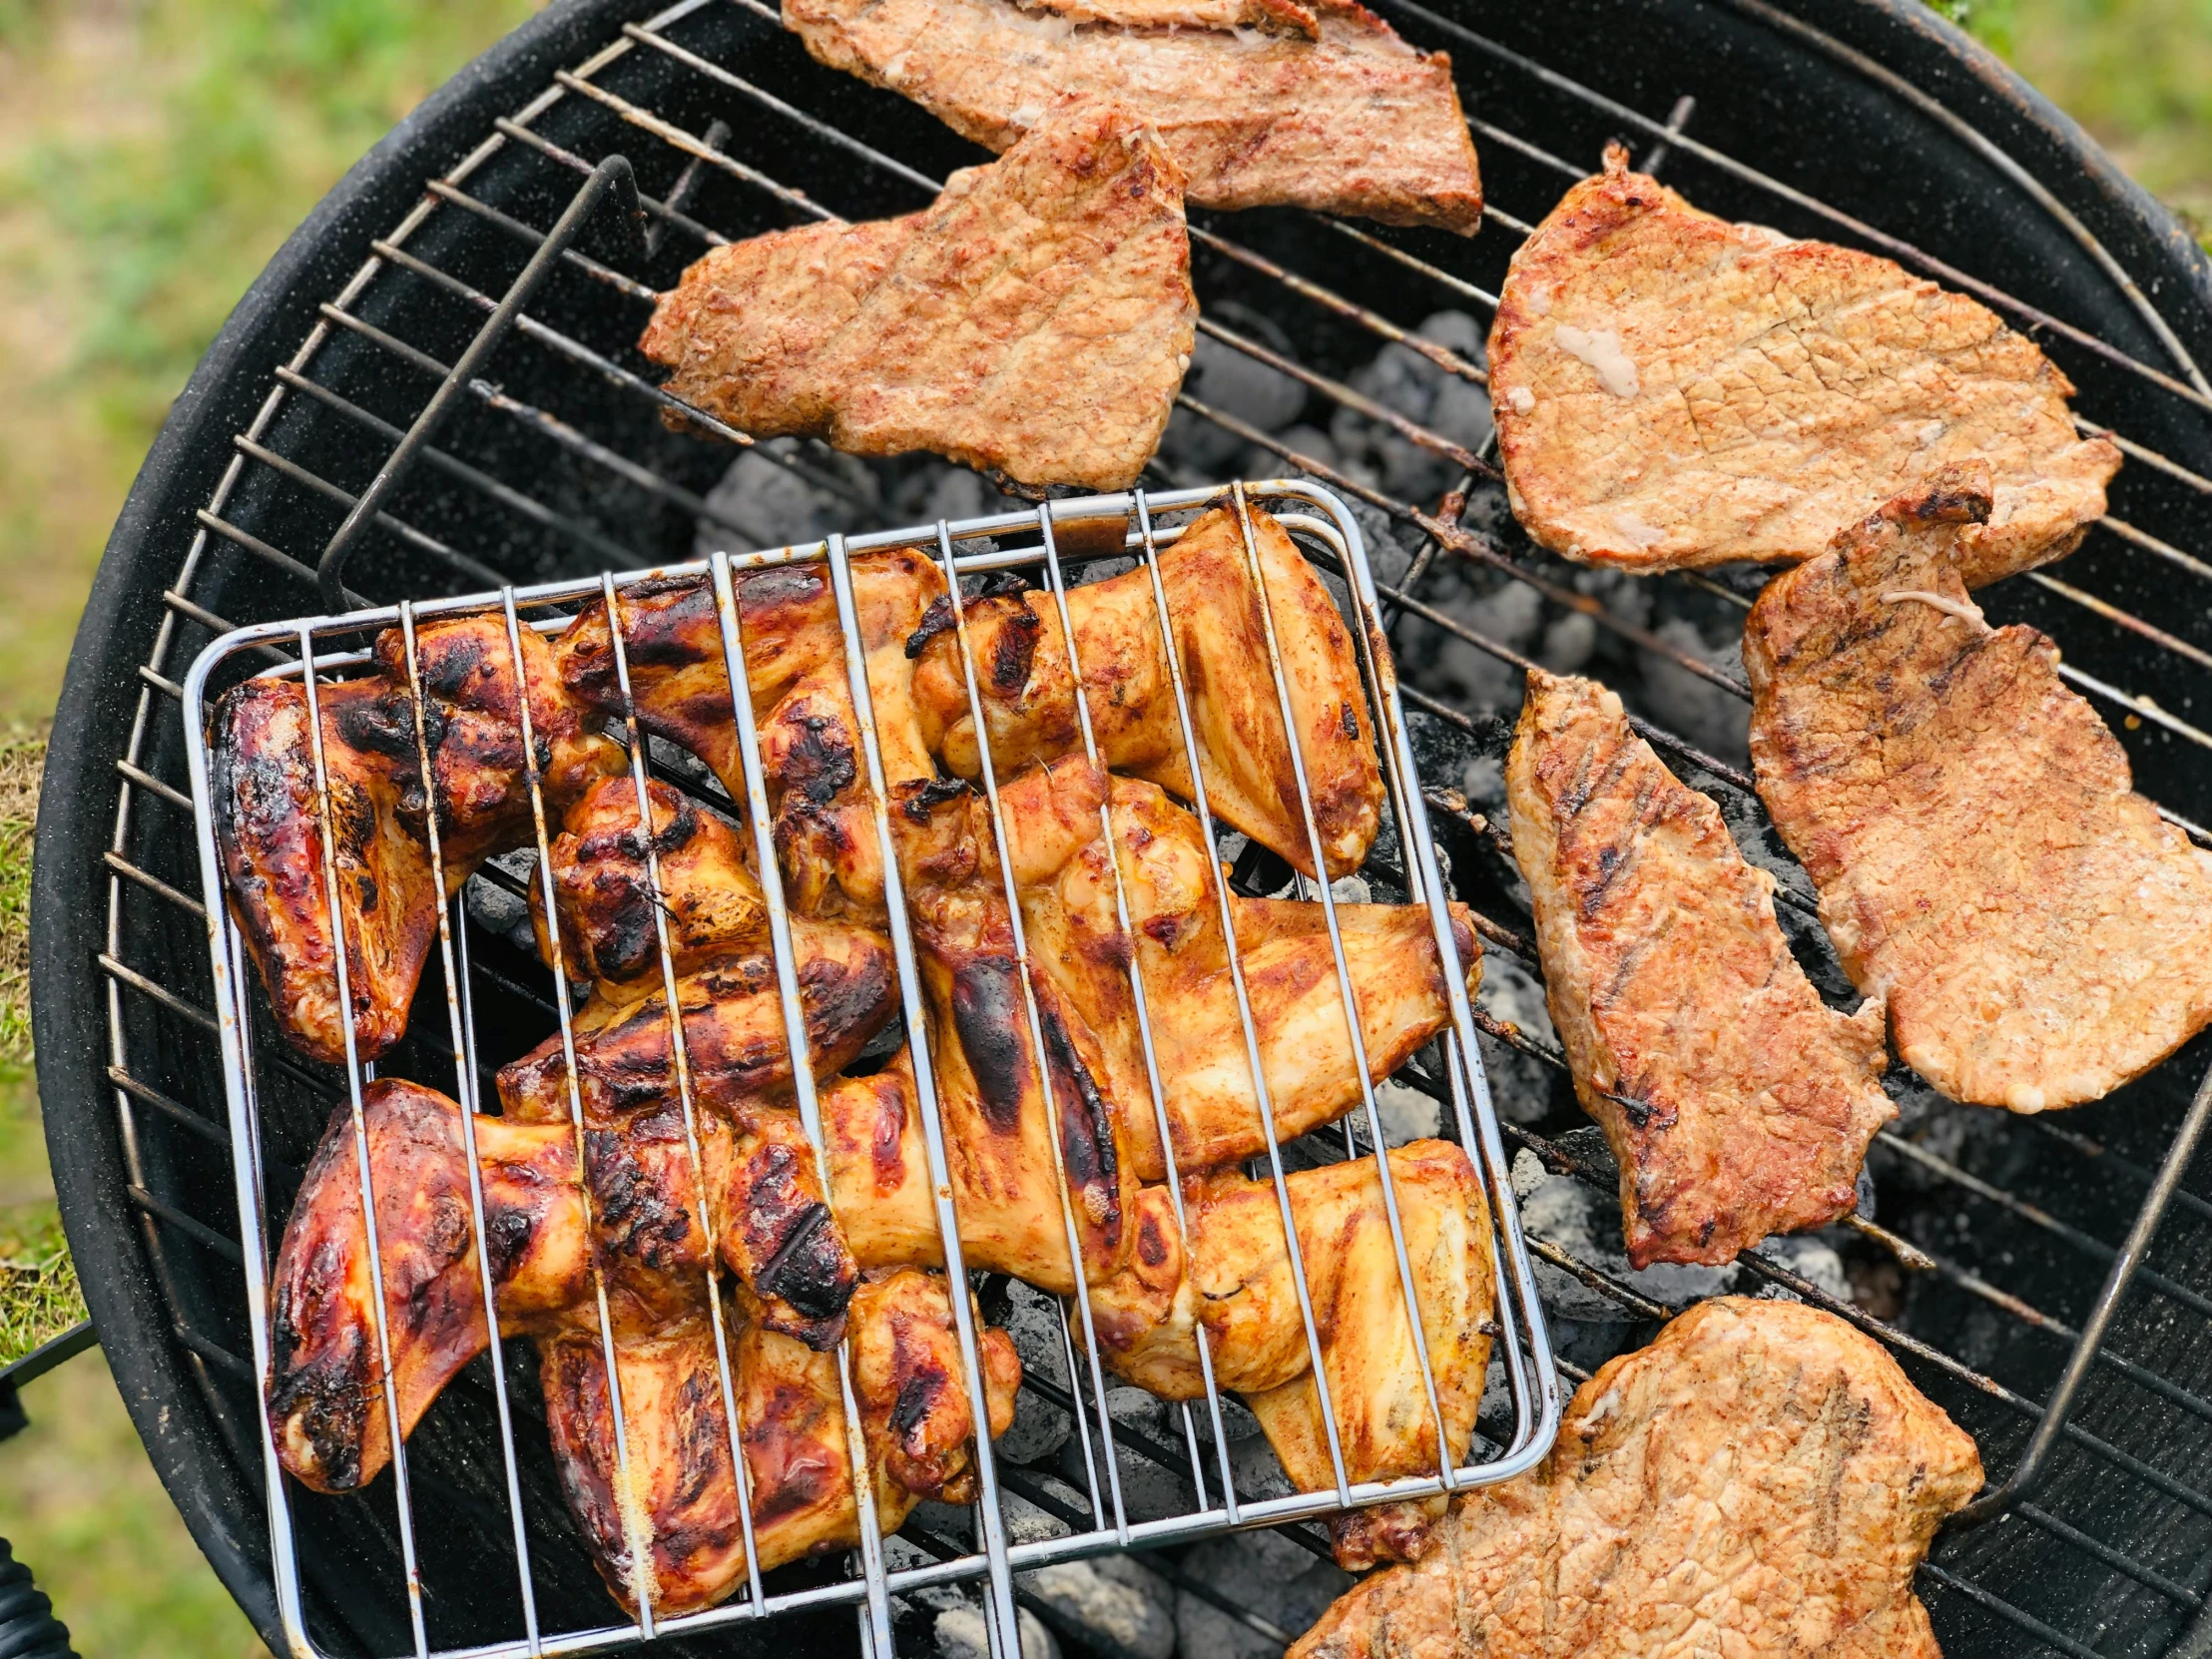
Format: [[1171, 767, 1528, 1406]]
[[1489, 145, 2119, 579], [1745, 467, 2212, 1112], [783, 0, 1480, 233], [1290, 1297, 1981, 1659], [1507, 671, 1892, 1267], [639, 101, 1196, 492]]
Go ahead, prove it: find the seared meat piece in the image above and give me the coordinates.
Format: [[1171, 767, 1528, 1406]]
[[1021, 0, 1318, 34], [784, 0, 1481, 233], [909, 502, 1384, 878], [885, 777, 1138, 1294], [1084, 1143, 1492, 1569], [1489, 145, 2119, 579], [1506, 671, 1893, 1267], [1291, 1298, 1980, 1659], [556, 550, 942, 920], [640, 102, 1196, 492], [210, 615, 621, 1064], [999, 760, 1478, 1179], [542, 1269, 1019, 1617], [1745, 469, 2212, 1110], [268, 1083, 1021, 1618], [534, 776, 767, 1003]]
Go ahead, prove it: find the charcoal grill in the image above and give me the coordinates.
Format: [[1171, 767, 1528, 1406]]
[[28, 0, 2212, 1654]]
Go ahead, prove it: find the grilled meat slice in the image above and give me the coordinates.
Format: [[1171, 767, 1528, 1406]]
[[1745, 469, 2212, 1110], [534, 776, 768, 1003], [909, 501, 1385, 878], [640, 102, 1196, 491], [784, 0, 1481, 233], [267, 1080, 588, 1494], [999, 760, 1478, 1179], [210, 615, 621, 1064], [1506, 671, 1893, 1267], [555, 550, 942, 920], [1085, 1143, 1494, 1569], [1021, 0, 1318, 34], [540, 1269, 1021, 1617], [1291, 1297, 1980, 1659], [885, 777, 1138, 1294], [1489, 145, 2119, 578]]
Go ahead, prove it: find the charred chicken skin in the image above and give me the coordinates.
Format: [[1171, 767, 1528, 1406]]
[[908, 502, 1384, 879], [211, 615, 622, 1064], [269, 1080, 1019, 1616]]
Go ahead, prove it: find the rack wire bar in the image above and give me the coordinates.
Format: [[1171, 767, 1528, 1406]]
[[89, 2, 2212, 1655], [182, 480, 1553, 1658]]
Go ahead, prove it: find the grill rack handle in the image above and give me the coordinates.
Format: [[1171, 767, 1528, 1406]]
[[316, 155, 646, 614]]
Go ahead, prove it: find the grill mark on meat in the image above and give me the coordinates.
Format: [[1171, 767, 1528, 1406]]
[[990, 604, 1043, 693], [779, 711, 859, 805], [1035, 989, 1124, 1246]]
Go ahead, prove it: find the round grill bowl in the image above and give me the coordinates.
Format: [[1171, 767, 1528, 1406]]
[[31, 0, 2212, 1654]]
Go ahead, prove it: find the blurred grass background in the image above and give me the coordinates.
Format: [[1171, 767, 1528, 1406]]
[[0, 0, 2200, 1652]]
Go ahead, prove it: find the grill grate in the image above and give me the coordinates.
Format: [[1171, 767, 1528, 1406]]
[[182, 481, 1559, 1658], [85, 1, 2212, 1655]]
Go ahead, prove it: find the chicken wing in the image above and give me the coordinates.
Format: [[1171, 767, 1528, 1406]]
[[1100, 1143, 1494, 1569], [908, 502, 1384, 878], [555, 551, 942, 919], [210, 615, 622, 1064], [1290, 1298, 1980, 1659], [998, 759, 1479, 1179], [1507, 670, 1893, 1267], [1745, 468, 2212, 1109], [886, 777, 1138, 1294]]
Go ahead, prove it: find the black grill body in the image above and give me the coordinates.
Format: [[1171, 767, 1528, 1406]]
[[30, 0, 2212, 1654]]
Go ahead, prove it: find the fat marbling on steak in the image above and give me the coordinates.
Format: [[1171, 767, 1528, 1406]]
[[1745, 465, 2212, 1111], [1507, 670, 1892, 1268], [1290, 1297, 1981, 1659], [782, 0, 1482, 234], [1489, 145, 2119, 579], [639, 100, 1196, 491]]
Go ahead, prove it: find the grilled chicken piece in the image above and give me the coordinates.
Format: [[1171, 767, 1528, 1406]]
[[543, 1268, 1019, 1617], [1506, 671, 1893, 1267], [211, 616, 622, 1064], [998, 759, 1479, 1178], [784, 0, 1482, 233], [885, 777, 1137, 1294], [267, 1079, 589, 1493], [556, 550, 942, 920], [1290, 1297, 1980, 1659], [268, 1083, 1021, 1619], [1091, 1143, 1494, 1569], [1745, 469, 2212, 1110], [1489, 145, 2119, 579], [909, 502, 1385, 879], [640, 102, 1196, 492], [533, 776, 768, 1003]]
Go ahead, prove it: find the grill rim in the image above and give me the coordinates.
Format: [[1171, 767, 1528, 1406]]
[[28, 0, 2212, 1653]]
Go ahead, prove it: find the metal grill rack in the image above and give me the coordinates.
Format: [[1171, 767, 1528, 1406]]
[[183, 480, 1559, 1659], [80, 1, 2212, 1656]]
